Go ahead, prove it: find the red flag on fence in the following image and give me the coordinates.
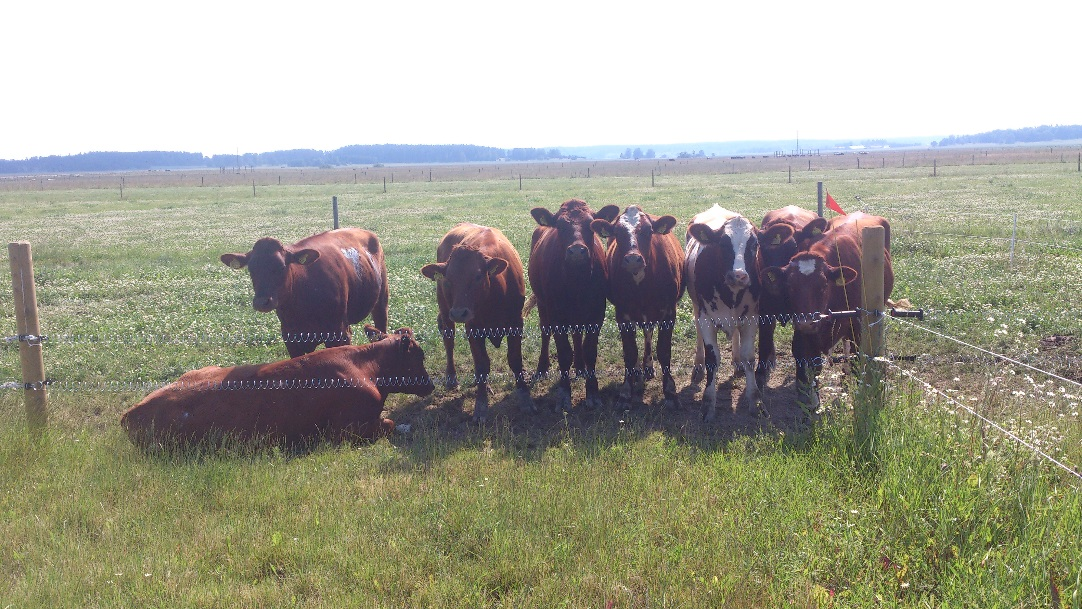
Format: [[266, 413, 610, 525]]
[[826, 190, 847, 215]]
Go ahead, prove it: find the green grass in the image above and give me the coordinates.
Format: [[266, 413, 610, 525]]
[[1, 154, 1081, 606]]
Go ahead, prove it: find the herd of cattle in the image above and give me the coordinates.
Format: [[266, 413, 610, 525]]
[[120, 199, 893, 448]]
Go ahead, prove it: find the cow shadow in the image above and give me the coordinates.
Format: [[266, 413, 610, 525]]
[[385, 367, 825, 470]]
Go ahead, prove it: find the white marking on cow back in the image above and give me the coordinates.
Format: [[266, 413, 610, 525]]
[[342, 247, 383, 293], [797, 259, 817, 275]]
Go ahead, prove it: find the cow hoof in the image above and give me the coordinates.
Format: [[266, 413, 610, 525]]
[[755, 369, 770, 390], [585, 396, 604, 410], [472, 413, 488, 424], [702, 405, 717, 423], [690, 366, 705, 385], [514, 388, 537, 413], [555, 388, 573, 413], [444, 376, 459, 390], [664, 395, 681, 410]]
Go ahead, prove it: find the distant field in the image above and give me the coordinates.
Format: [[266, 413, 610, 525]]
[[1, 152, 1080, 606]]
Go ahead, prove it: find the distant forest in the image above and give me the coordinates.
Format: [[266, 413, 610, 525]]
[[0, 144, 562, 175], [933, 124, 1082, 147]]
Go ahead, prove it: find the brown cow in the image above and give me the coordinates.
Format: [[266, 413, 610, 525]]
[[591, 205, 685, 409], [759, 214, 893, 408], [421, 223, 531, 422], [120, 326, 434, 448], [221, 228, 389, 358], [755, 205, 821, 388], [528, 199, 620, 411]]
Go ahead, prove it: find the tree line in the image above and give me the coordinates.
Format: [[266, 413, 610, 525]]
[[933, 124, 1082, 147], [0, 145, 564, 174]]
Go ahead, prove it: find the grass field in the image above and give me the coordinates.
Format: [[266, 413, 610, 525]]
[[1, 152, 1080, 606]]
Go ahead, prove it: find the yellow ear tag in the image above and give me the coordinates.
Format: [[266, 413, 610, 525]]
[[229, 259, 243, 269], [835, 275, 846, 286], [772, 234, 782, 245], [812, 228, 822, 235], [767, 272, 776, 283]]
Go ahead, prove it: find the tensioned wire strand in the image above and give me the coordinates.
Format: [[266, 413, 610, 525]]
[[888, 361, 1082, 483]]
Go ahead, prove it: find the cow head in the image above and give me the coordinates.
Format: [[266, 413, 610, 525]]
[[420, 244, 508, 324], [761, 252, 857, 335], [687, 215, 760, 291], [531, 199, 620, 267], [363, 325, 435, 396], [591, 205, 677, 283], [221, 237, 320, 313]]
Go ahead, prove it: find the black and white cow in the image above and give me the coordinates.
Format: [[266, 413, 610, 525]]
[[685, 205, 761, 421]]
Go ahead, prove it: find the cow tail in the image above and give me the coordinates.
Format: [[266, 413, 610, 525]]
[[522, 293, 538, 318]]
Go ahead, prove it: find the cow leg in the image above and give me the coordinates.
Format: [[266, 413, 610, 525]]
[[325, 324, 353, 350], [282, 329, 318, 358], [468, 335, 491, 423], [657, 320, 680, 409], [701, 326, 721, 422], [641, 325, 655, 382], [571, 332, 586, 377], [583, 329, 602, 409], [372, 269, 390, 333], [553, 331, 574, 412], [736, 321, 760, 405], [756, 319, 777, 390], [793, 332, 821, 412], [690, 305, 706, 384], [352, 418, 396, 441], [437, 314, 458, 389], [506, 329, 535, 412], [536, 317, 552, 382], [617, 323, 640, 410]]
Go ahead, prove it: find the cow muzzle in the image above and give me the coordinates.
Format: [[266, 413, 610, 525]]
[[622, 253, 645, 274], [252, 296, 277, 312], [565, 243, 590, 265], [725, 269, 750, 289], [448, 307, 473, 324]]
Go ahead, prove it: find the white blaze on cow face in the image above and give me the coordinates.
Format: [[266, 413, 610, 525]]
[[797, 258, 817, 276], [724, 216, 755, 289], [619, 205, 646, 283]]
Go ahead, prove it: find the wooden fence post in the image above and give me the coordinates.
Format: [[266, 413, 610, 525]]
[[817, 182, 824, 217], [8, 242, 48, 434], [332, 196, 339, 229], [854, 225, 886, 459]]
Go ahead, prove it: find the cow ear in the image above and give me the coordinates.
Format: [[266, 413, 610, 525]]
[[687, 222, 717, 244], [290, 249, 321, 266], [420, 262, 446, 281], [760, 266, 786, 296], [394, 327, 414, 351], [590, 218, 614, 239], [827, 265, 859, 286], [220, 253, 248, 270], [762, 224, 795, 248], [652, 215, 678, 235], [363, 324, 386, 342], [595, 205, 620, 222], [485, 257, 508, 276], [802, 218, 829, 239], [531, 207, 556, 227]]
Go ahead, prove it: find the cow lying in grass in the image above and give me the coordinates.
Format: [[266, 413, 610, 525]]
[[120, 326, 433, 449]]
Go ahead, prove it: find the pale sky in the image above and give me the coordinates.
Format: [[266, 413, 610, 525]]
[[2, 0, 1078, 160]]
